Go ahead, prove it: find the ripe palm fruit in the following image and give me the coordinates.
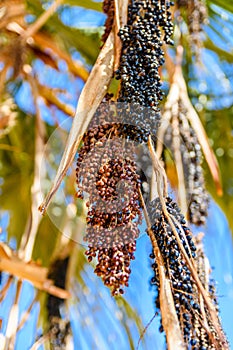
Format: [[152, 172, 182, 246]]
[[116, 0, 174, 140], [148, 197, 224, 349]]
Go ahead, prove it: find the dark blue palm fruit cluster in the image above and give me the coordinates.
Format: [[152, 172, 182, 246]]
[[76, 101, 142, 295], [195, 241, 220, 314], [148, 197, 224, 349], [177, 0, 208, 53], [194, 239, 226, 349], [115, 0, 174, 142], [164, 101, 209, 225], [47, 257, 71, 350], [178, 111, 209, 225]]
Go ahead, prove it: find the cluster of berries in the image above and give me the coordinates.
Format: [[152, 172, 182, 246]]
[[194, 239, 223, 349], [148, 197, 222, 349], [47, 257, 71, 349], [177, 0, 208, 53], [115, 0, 174, 141], [76, 102, 142, 295], [164, 101, 209, 225]]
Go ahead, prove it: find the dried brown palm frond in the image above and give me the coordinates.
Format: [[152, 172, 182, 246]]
[[0, 242, 70, 298], [0, 0, 89, 120]]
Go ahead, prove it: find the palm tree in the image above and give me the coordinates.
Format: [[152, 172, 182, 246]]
[[0, 0, 233, 349]]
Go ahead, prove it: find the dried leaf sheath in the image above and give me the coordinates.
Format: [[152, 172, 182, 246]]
[[39, 31, 115, 213]]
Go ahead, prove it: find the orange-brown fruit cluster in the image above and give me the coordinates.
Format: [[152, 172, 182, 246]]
[[76, 102, 142, 295]]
